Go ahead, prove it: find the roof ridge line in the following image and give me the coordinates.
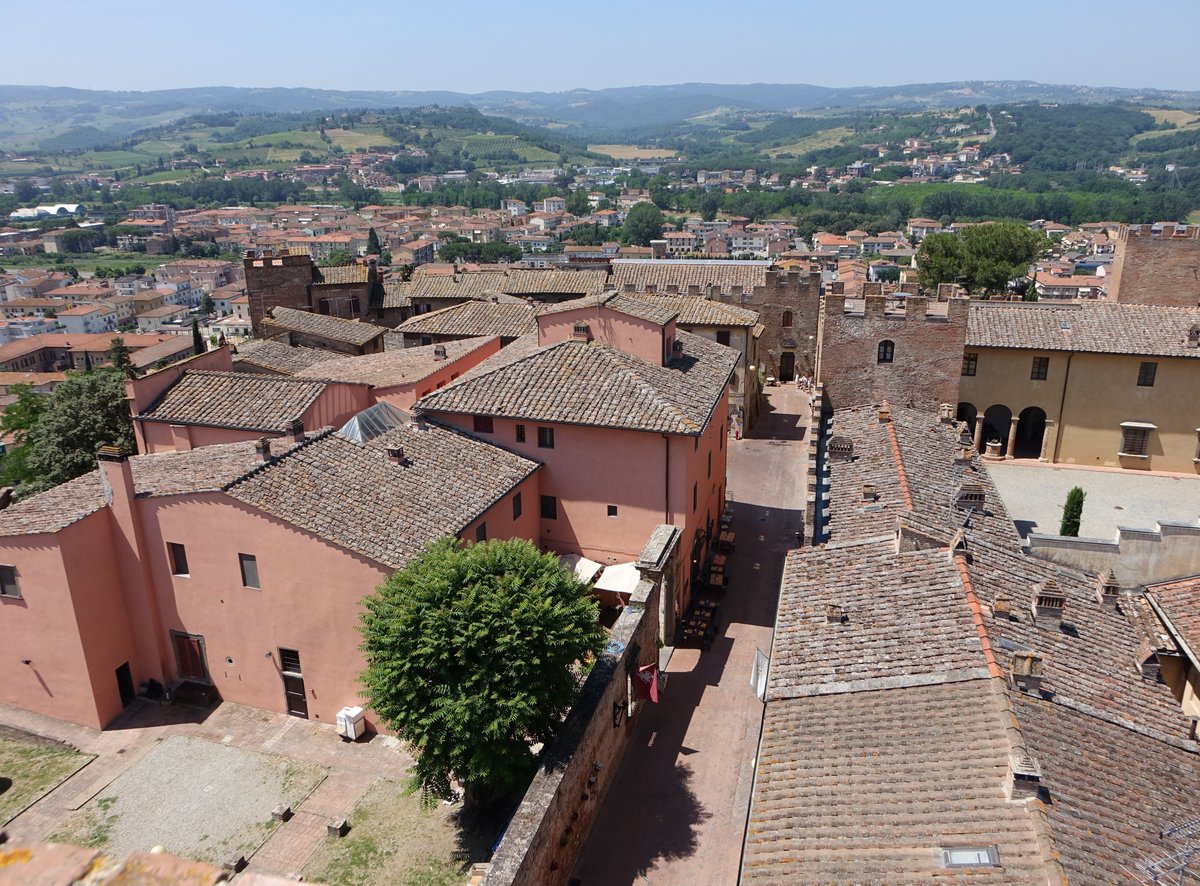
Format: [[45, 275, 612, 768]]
[[222, 427, 337, 492], [881, 402, 915, 511]]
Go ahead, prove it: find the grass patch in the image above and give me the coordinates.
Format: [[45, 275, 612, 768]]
[[0, 735, 91, 824], [50, 794, 119, 849], [764, 126, 855, 157], [301, 780, 495, 886], [326, 128, 395, 151], [590, 144, 678, 160]]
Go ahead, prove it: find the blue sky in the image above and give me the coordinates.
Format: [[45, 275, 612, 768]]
[[6, 0, 1199, 93]]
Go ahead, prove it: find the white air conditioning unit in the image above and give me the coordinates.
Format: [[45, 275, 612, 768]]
[[336, 705, 366, 741]]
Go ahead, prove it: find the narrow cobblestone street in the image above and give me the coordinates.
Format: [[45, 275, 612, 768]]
[[573, 385, 810, 885]]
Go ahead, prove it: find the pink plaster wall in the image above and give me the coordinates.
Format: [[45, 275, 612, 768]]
[[299, 382, 372, 432], [536, 306, 675, 366], [126, 347, 234, 416], [0, 511, 139, 730], [377, 338, 502, 410], [459, 472, 542, 546]]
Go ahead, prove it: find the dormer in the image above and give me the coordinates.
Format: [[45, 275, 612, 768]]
[[1032, 578, 1066, 630], [827, 436, 854, 461], [1009, 651, 1044, 694], [1186, 323, 1200, 349], [1095, 569, 1120, 608], [953, 481, 986, 511]]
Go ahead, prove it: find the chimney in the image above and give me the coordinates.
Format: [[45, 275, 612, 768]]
[[1031, 578, 1066, 630], [827, 436, 854, 461], [1095, 569, 1120, 608], [877, 402, 891, 422], [861, 482, 877, 503], [1006, 752, 1043, 801], [255, 438, 272, 462], [825, 603, 847, 624], [1009, 651, 1044, 694], [433, 344, 448, 359], [386, 446, 406, 465], [1135, 640, 1161, 682], [287, 419, 304, 444], [644, 283, 656, 294], [939, 402, 954, 423]]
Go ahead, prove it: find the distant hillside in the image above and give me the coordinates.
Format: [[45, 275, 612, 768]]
[[2, 80, 1199, 150]]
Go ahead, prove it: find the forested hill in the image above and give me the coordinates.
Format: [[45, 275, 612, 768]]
[[3, 80, 1200, 149]]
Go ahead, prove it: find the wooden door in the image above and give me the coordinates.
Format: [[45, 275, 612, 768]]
[[171, 632, 208, 682], [279, 648, 308, 718]]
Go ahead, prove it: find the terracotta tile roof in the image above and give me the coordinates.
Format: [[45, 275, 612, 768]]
[[631, 295, 759, 327], [314, 264, 369, 285], [770, 539, 991, 699], [137, 370, 338, 432], [264, 307, 388, 347], [416, 330, 736, 435], [536, 291, 679, 325], [380, 280, 410, 309], [744, 680, 1058, 883], [1146, 574, 1200, 653], [129, 439, 288, 497], [391, 268, 608, 305], [1013, 696, 1200, 883], [395, 302, 537, 339], [294, 337, 495, 388], [230, 339, 333, 375], [967, 302, 1200, 358], [225, 423, 539, 568], [609, 259, 770, 296], [0, 472, 105, 535]]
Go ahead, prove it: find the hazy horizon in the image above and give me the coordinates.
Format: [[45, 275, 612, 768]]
[[5, 0, 1198, 95]]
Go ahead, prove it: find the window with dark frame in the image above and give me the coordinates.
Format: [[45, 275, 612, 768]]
[[540, 495, 557, 519], [512, 492, 522, 520], [1120, 426, 1151, 456], [707, 451, 712, 478], [473, 415, 494, 434], [716, 330, 731, 346], [1031, 357, 1049, 380], [239, 553, 260, 589], [962, 352, 978, 377], [877, 340, 894, 364], [0, 565, 20, 599], [537, 426, 555, 449], [693, 482, 698, 512], [168, 543, 189, 576], [279, 648, 302, 674], [1137, 361, 1157, 387], [515, 424, 526, 443], [782, 311, 794, 328], [475, 522, 487, 542], [607, 505, 618, 517]]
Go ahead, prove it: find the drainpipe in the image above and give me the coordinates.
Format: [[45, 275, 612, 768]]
[[1051, 352, 1074, 463], [663, 434, 671, 525]]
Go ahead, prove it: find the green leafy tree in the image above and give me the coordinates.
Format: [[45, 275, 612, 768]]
[[360, 537, 605, 807], [319, 249, 356, 267], [915, 232, 966, 290], [960, 223, 1046, 296], [0, 385, 48, 489], [1060, 486, 1086, 537], [191, 318, 205, 356], [623, 202, 665, 246], [22, 369, 135, 495], [366, 227, 382, 256], [198, 292, 215, 316], [109, 336, 132, 370]]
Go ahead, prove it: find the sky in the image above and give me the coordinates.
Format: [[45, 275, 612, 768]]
[[5, 0, 1199, 94]]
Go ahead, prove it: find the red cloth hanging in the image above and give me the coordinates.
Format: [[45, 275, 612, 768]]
[[635, 662, 660, 703]]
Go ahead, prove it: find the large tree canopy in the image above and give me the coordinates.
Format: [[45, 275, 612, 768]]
[[623, 201, 665, 246], [360, 537, 605, 806], [916, 221, 1045, 294]]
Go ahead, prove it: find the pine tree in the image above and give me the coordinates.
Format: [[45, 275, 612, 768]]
[[1060, 486, 1085, 537], [366, 227, 382, 256], [109, 337, 132, 371], [191, 318, 205, 356]]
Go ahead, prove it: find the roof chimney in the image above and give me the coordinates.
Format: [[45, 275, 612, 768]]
[[992, 591, 1012, 619], [827, 436, 854, 461], [825, 603, 847, 624], [1135, 639, 1162, 682], [1095, 569, 1120, 608], [1006, 752, 1043, 801], [939, 402, 954, 423], [1009, 651, 1044, 695], [255, 438, 272, 462], [433, 344, 447, 360], [877, 402, 891, 422], [287, 419, 304, 444], [861, 482, 877, 503], [386, 446, 406, 465], [1032, 578, 1066, 630]]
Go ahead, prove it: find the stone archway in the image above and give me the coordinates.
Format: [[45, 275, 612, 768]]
[[983, 404, 1012, 456], [957, 402, 977, 428], [1015, 406, 1047, 459]]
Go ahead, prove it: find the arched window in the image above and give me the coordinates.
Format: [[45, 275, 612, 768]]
[[877, 340, 895, 364], [781, 311, 793, 328]]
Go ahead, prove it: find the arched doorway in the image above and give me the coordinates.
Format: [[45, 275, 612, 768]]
[[1015, 406, 1047, 459], [983, 404, 1012, 455], [957, 402, 977, 428]]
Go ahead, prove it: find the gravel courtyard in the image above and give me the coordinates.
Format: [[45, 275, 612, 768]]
[[50, 734, 325, 866], [988, 462, 1200, 539]]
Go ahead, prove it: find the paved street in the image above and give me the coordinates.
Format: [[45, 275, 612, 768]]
[[988, 462, 1200, 539], [572, 385, 810, 885]]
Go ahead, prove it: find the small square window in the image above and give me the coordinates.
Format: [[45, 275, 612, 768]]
[[473, 415, 494, 434], [512, 492, 523, 520], [1120, 426, 1151, 456], [239, 553, 260, 589], [537, 426, 555, 449], [607, 505, 618, 517], [0, 564, 20, 599], [716, 330, 731, 346], [1031, 357, 1049, 380], [420, 336, 432, 346], [962, 352, 978, 377], [515, 423, 526, 443], [943, 846, 1000, 868], [168, 542, 189, 576], [475, 522, 487, 542], [1137, 361, 1157, 387], [540, 495, 557, 520]]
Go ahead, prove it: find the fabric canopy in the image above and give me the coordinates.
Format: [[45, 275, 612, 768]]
[[594, 561, 640, 597], [561, 553, 603, 584]]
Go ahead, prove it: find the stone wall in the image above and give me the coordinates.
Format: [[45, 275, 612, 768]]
[[816, 294, 968, 410], [483, 533, 675, 885], [243, 251, 314, 335], [1027, 521, 1200, 588], [1110, 225, 1200, 307], [711, 269, 821, 382]]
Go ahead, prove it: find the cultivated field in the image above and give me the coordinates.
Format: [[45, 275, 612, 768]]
[[590, 144, 679, 160]]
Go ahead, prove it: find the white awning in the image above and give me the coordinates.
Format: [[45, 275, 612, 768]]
[[594, 562, 641, 598], [561, 553, 602, 584], [1120, 421, 1158, 429]]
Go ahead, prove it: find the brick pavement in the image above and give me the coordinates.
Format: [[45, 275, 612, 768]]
[[572, 385, 810, 885]]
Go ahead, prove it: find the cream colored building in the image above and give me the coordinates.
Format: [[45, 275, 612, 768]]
[[959, 302, 1200, 473]]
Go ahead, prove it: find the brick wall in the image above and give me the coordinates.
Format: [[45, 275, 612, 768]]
[[243, 252, 315, 335], [711, 269, 821, 381], [816, 294, 968, 410], [483, 545, 672, 885], [1110, 225, 1200, 307]]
